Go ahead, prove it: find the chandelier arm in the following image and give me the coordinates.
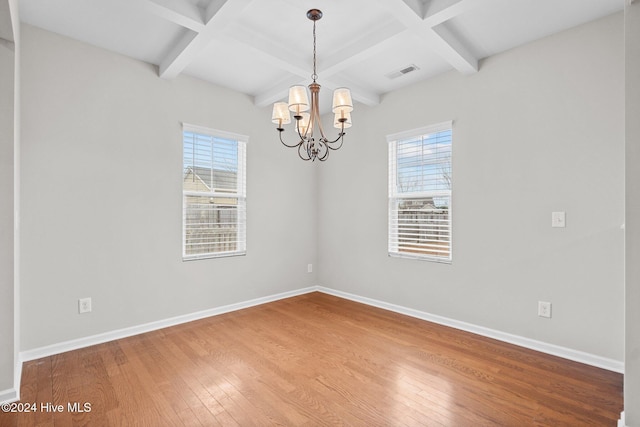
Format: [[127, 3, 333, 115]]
[[298, 143, 312, 161], [278, 130, 304, 149], [307, 141, 315, 160], [317, 142, 330, 161], [323, 132, 346, 149], [323, 132, 345, 145], [317, 140, 326, 156]]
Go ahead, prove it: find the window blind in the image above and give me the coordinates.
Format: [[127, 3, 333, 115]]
[[388, 122, 452, 262], [182, 124, 247, 260]]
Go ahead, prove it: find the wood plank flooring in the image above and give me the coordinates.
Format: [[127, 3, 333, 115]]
[[1, 292, 623, 426]]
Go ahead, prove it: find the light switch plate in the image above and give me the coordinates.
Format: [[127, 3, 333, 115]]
[[552, 211, 566, 228]]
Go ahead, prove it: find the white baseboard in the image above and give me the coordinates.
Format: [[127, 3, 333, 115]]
[[18, 284, 624, 376], [1, 351, 23, 405], [316, 286, 624, 373], [13, 355, 21, 402], [20, 287, 317, 362], [618, 411, 625, 427], [0, 388, 19, 404]]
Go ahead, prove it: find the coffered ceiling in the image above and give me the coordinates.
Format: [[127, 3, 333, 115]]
[[18, 0, 623, 110]]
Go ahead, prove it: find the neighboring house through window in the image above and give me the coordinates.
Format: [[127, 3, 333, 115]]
[[183, 124, 247, 260], [387, 121, 452, 262]]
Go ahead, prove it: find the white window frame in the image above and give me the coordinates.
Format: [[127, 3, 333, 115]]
[[182, 123, 247, 261], [387, 121, 453, 263]]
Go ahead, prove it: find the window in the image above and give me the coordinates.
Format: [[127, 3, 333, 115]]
[[388, 121, 452, 262], [183, 124, 247, 260]]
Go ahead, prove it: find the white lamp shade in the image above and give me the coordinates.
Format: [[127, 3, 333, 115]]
[[297, 112, 311, 135], [271, 102, 291, 125], [334, 112, 352, 129], [332, 87, 353, 115], [288, 85, 310, 112]]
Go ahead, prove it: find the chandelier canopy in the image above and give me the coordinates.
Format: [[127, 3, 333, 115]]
[[271, 9, 353, 162]]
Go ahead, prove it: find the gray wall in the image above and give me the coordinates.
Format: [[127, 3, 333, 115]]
[[20, 24, 318, 351], [0, 12, 15, 395], [318, 13, 625, 361], [626, 1, 640, 424]]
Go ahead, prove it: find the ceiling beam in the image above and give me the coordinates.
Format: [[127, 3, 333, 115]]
[[158, 31, 201, 79], [430, 23, 477, 74], [143, 0, 205, 32], [423, 0, 472, 26], [157, 0, 254, 80], [387, 0, 425, 26], [402, 0, 425, 18]]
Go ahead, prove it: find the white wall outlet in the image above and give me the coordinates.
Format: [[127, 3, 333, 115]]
[[551, 211, 566, 228], [78, 297, 92, 314], [307, 264, 313, 273], [538, 301, 551, 318]]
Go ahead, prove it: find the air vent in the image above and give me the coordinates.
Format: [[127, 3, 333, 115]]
[[386, 64, 420, 80]]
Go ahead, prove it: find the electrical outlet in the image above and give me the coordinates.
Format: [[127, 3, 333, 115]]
[[538, 301, 551, 318], [307, 264, 313, 273], [78, 297, 92, 314], [552, 212, 566, 228]]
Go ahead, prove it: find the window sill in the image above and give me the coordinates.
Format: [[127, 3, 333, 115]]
[[183, 251, 246, 261], [388, 252, 452, 264]]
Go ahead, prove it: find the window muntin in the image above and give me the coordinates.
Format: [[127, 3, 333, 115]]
[[183, 124, 247, 260], [388, 122, 452, 262]]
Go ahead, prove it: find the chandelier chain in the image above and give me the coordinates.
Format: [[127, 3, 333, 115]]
[[312, 20, 318, 82]]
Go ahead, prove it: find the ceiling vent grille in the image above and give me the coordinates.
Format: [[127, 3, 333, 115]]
[[386, 64, 420, 80]]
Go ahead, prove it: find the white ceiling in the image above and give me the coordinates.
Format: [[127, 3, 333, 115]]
[[18, 0, 623, 111]]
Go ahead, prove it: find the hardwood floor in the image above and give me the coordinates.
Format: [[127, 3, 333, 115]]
[[1, 292, 623, 426]]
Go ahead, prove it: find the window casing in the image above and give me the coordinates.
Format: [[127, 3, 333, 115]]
[[183, 124, 247, 260], [388, 121, 452, 262]]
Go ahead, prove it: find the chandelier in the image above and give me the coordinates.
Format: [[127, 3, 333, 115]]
[[271, 9, 353, 162]]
